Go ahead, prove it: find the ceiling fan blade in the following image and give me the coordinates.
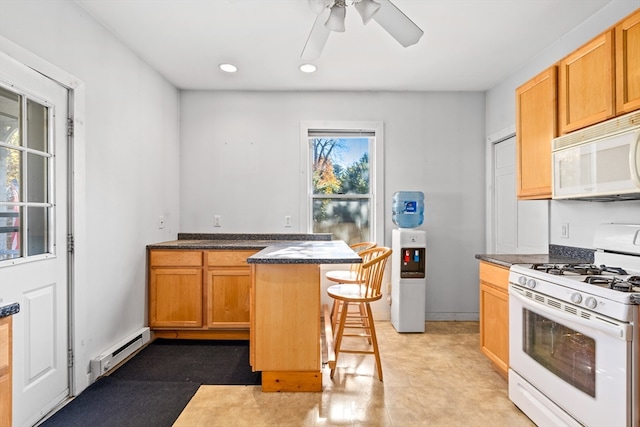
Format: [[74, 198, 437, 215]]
[[307, 0, 333, 15], [301, 13, 331, 60], [372, 0, 424, 47]]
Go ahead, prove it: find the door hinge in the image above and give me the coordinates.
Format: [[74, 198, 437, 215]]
[[68, 349, 74, 368], [67, 234, 74, 254], [67, 118, 74, 137]]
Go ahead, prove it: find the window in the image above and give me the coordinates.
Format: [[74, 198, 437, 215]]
[[301, 121, 383, 244], [0, 85, 53, 261]]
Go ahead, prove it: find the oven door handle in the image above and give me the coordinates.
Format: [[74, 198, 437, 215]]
[[510, 288, 631, 341]]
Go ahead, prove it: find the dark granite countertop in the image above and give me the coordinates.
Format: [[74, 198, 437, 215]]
[[0, 302, 20, 318], [474, 254, 591, 268], [475, 244, 595, 268], [248, 241, 361, 265], [147, 233, 332, 250]]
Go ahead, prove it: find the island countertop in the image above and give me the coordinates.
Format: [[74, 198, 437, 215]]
[[247, 240, 362, 264]]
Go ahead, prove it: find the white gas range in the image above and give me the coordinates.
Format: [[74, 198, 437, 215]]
[[508, 223, 640, 427]]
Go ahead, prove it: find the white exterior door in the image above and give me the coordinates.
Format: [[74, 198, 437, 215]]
[[0, 53, 70, 427]]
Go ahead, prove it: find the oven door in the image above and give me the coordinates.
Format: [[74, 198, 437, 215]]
[[509, 284, 633, 427]]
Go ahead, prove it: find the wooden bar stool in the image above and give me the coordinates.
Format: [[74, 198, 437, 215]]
[[327, 246, 392, 381], [325, 242, 377, 331]]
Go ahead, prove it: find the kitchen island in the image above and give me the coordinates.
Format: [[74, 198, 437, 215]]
[[247, 241, 361, 392]]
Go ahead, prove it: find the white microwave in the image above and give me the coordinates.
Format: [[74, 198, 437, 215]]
[[552, 111, 640, 201]]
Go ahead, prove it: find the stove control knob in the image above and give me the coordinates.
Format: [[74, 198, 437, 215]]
[[570, 293, 582, 304], [585, 297, 597, 309], [518, 276, 527, 286], [526, 279, 537, 289]]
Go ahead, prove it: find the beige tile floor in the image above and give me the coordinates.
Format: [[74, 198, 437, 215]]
[[174, 321, 536, 426]]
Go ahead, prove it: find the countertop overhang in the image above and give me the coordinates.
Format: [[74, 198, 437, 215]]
[[0, 302, 20, 318], [248, 240, 361, 264]]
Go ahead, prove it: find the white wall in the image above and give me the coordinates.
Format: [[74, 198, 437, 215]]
[[486, 1, 640, 250], [0, 0, 181, 395], [180, 90, 486, 320]]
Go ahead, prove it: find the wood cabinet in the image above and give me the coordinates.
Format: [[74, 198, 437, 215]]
[[514, 10, 640, 199], [149, 251, 204, 328], [148, 249, 256, 339], [516, 66, 556, 199], [558, 29, 615, 134], [0, 316, 12, 427], [206, 250, 255, 329], [479, 261, 510, 379], [616, 9, 640, 114]]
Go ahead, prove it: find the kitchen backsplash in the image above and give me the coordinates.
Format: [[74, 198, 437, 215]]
[[549, 244, 594, 263]]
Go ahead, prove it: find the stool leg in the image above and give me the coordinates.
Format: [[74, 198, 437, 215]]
[[330, 299, 341, 331], [330, 300, 349, 379], [364, 302, 383, 381], [359, 303, 372, 344]]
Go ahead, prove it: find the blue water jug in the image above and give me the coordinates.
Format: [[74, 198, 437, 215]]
[[392, 191, 424, 228]]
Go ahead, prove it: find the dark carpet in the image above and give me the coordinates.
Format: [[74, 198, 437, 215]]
[[41, 339, 260, 427]]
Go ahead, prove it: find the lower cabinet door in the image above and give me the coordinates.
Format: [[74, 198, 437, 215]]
[[206, 268, 251, 329], [149, 267, 203, 328], [479, 282, 509, 376]]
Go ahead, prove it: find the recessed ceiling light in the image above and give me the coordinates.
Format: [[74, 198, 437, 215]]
[[219, 63, 238, 73], [299, 64, 317, 73]]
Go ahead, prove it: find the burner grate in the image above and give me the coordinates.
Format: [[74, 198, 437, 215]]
[[531, 263, 602, 276]]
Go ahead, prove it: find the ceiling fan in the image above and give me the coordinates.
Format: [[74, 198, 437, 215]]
[[301, 0, 424, 61]]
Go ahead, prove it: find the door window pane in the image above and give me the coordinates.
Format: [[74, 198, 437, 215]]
[[27, 153, 47, 203], [27, 206, 48, 256], [27, 99, 47, 152]]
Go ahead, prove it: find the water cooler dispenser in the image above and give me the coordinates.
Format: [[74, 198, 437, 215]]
[[391, 192, 426, 333]]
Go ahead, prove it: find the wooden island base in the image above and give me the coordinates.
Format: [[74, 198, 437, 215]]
[[261, 371, 322, 392]]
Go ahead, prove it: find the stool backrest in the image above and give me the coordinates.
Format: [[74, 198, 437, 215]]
[[349, 242, 378, 275], [358, 247, 392, 299], [350, 241, 378, 254]]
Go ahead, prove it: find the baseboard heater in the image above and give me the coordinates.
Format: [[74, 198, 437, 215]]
[[90, 327, 150, 383]]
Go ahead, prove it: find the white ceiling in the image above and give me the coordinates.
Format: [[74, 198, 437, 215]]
[[75, 0, 616, 92]]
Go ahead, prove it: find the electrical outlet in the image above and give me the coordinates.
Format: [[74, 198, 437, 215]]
[[561, 223, 569, 238], [284, 215, 292, 227], [158, 216, 165, 229], [214, 215, 222, 227]]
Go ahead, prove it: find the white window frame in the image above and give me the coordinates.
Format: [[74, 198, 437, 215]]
[[300, 121, 384, 244]]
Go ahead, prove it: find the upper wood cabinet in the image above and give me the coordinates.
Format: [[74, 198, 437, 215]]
[[558, 29, 615, 134], [616, 9, 640, 114], [516, 66, 556, 199]]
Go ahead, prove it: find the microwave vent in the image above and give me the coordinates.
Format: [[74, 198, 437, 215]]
[[553, 110, 640, 151]]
